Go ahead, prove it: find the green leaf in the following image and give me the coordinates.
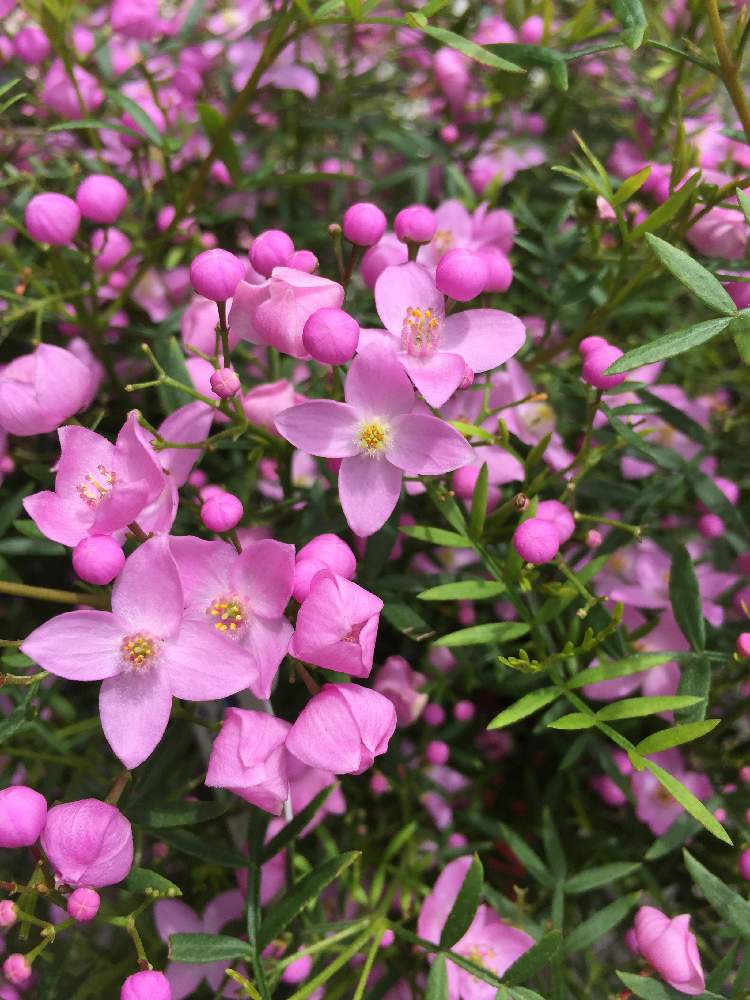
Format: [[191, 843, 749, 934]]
[[612, 0, 647, 47], [198, 102, 242, 184], [595, 695, 701, 721], [487, 687, 560, 730], [381, 602, 435, 641], [425, 954, 449, 1000], [563, 862, 640, 894], [156, 828, 247, 868], [0, 483, 34, 538], [738, 187, 750, 227], [497, 823, 554, 888], [603, 406, 684, 471], [439, 855, 484, 948], [257, 852, 359, 950], [617, 971, 726, 999], [502, 930, 563, 985], [613, 166, 652, 205], [628, 173, 700, 241], [125, 867, 182, 897], [605, 317, 733, 374], [400, 525, 471, 548], [169, 933, 250, 963], [486, 44, 568, 90], [153, 337, 194, 413], [469, 463, 489, 540], [434, 622, 530, 647], [47, 119, 144, 142], [675, 655, 710, 723], [647, 763, 731, 844], [645, 234, 737, 316], [418, 580, 506, 601], [669, 545, 705, 651], [684, 850, 750, 939], [129, 800, 229, 827], [547, 713, 596, 730], [568, 653, 678, 689], [563, 893, 639, 953], [413, 24, 524, 72], [107, 90, 163, 146], [261, 785, 336, 862], [636, 719, 719, 755]]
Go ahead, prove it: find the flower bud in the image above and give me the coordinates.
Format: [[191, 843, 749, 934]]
[[426, 740, 449, 765], [288, 249, 318, 273], [519, 15, 544, 44], [67, 887, 100, 923], [697, 512, 723, 539], [111, 0, 159, 40], [201, 491, 243, 532], [342, 202, 387, 247], [394, 205, 437, 245], [76, 175, 128, 224], [41, 799, 133, 887], [0, 901, 17, 928], [72, 535, 125, 586], [740, 848, 750, 882], [2, 955, 31, 986], [210, 367, 241, 399], [302, 307, 360, 365], [360, 238, 407, 289], [536, 499, 575, 543], [633, 906, 705, 996], [0, 785, 47, 848], [513, 517, 560, 564], [14, 26, 50, 64], [586, 528, 603, 548], [737, 633, 750, 659], [477, 245, 513, 292], [190, 249, 245, 302], [454, 700, 475, 722], [249, 230, 295, 277], [370, 772, 390, 795], [435, 248, 489, 301], [423, 703, 445, 726], [579, 336, 607, 355], [120, 970, 172, 1000], [91, 227, 132, 271], [206, 709, 291, 815], [296, 534, 356, 581], [581, 344, 626, 389], [25, 193, 80, 246], [374, 655, 427, 727]]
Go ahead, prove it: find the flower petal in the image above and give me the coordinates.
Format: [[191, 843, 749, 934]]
[[339, 455, 402, 537], [344, 344, 415, 419], [242, 615, 294, 700], [21, 611, 125, 681], [164, 622, 255, 700], [23, 490, 93, 547], [441, 309, 526, 372], [169, 535, 235, 612], [99, 667, 172, 769], [274, 401, 360, 458], [230, 539, 295, 618], [400, 352, 466, 409], [111, 535, 184, 637], [387, 413, 474, 475], [374, 262, 443, 337]]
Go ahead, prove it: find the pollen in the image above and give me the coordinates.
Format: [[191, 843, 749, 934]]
[[401, 305, 441, 358], [121, 633, 159, 671], [206, 595, 247, 636], [433, 229, 454, 256], [76, 465, 116, 507], [464, 943, 496, 970], [356, 418, 392, 456]]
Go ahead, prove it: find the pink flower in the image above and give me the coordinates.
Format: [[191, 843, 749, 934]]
[[373, 655, 427, 726], [0, 344, 97, 437], [22, 537, 258, 768], [687, 206, 747, 260], [366, 262, 524, 407], [206, 708, 291, 815], [290, 569, 382, 677], [417, 857, 534, 998], [633, 905, 705, 996], [0, 786, 47, 847], [41, 799, 133, 887], [170, 535, 294, 699], [154, 890, 244, 1000], [23, 412, 167, 547], [229, 267, 345, 359], [275, 344, 474, 536], [286, 683, 397, 775]]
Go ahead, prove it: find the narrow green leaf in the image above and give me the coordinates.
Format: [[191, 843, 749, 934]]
[[487, 687, 560, 730], [125, 868, 182, 896], [595, 695, 701, 721], [439, 855, 484, 948], [542, 808, 566, 879], [646, 763, 731, 844], [636, 719, 719, 755], [612, 0, 647, 47], [568, 653, 678, 689], [738, 187, 750, 227], [497, 823, 554, 888], [434, 622, 529, 647], [563, 862, 640, 894], [153, 337, 194, 413], [129, 800, 229, 827], [400, 525, 471, 548], [669, 545, 705, 652], [684, 850, 750, 938], [547, 713, 596, 730], [414, 24, 524, 72], [605, 317, 732, 374], [169, 933, 250, 963], [261, 785, 335, 861], [628, 173, 700, 241], [418, 580, 506, 601], [156, 828, 247, 868], [675, 655, 711, 723], [469, 463, 489, 540], [617, 971, 725, 1000], [486, 44, 568, 90], [502, 930, 563, 985], [613, 165, 652, 205], [563, 893, 639, 953], [107, 90, 163, 146], [198, 102, 242, 184], [381, 602, 435, 641], [425, 954, 449, 1000], [645, 234, 737, 316]]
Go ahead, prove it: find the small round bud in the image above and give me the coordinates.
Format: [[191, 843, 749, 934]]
[[0, 901, 17, 928], [741, 765, 750, 783], [209, 367, 241, 399], [698, 513, 723, 539], [288, 249, 318, 273], [201, 491, 243, 533], [249, 230, 295, 277], [737, 633, 750, 659], [579, 336, 608, 355], [67, 887, 100, 923], [519, 14, 544, 44], [740, 848, 750, 883], [447, 832, 468, 848], [25, 193, 80, 247], [586, 528, 603, 548], [190, 249, 245, 302], [72, 535, 125, 586], [302, 307, 360, 365], [513, 517, 560, 564], [426, 740, 450, 765], [14, 26, 51, 64], [120, 970, 172, 1000], [91, 227, 131, 271], [76, 175, 128, 225], [3, 955, 31, 986], [370, 772, 390, 795], [536, 499, 576, 544], [342, 202, 387, 247], [394, 205, 437, 245], [440, 124, 459, 144], [380, 929, 395, 948], [423, 703, 446, 726], [435, 248, 489, 302], [581, 344, 625, 389], [0, 786, 47, 848], [454, 700, 475, 722], [477, 246, 512, 293]]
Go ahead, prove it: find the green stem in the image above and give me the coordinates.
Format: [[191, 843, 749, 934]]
[[0, 580, 108, 608], [705, 0, 750, 144]]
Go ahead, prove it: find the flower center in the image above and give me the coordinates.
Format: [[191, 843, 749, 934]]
[[206, 594, 247, 637], [522, 402, 554, 435], [342, 621, 365, 644], [121, 633, 160, 672], [76, 465, 116, 507], [464, 943, 495, 970], [432, 229, 454, 257], [356, 418, 392, 457], [401, 305, 442, 358]]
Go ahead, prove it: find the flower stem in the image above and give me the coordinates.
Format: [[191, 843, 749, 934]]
[[705, 0, 750, 145], [0, 580, 108, 609]]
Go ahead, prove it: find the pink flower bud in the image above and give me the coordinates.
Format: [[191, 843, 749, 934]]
[[370, 772, 390, 795], [394, 205, 437, 245], [0, 786, 47, 848], [210, 367, 241, 399], [454, 700, 475, 722], [281, 954, 313, 985], [190, 249, 245, 302], [435, 248, 489, 302], [72, 536, 125, 586], [519, 15, 544, 44], [581, 344, 626, 389], [579, 335, 608, 355], [374, 655, 427, 727], [302, 307, 360, 365], [0, 901, 17, 928], [423, 703, 445, 726], [288, 249, 318, 273], [380, 929, 395, 947], [476, 245, 513, 293], [740, 848, 750, 882], [14, 26, 50, 64], [249, 230, 295, 277], [206, 708, 291, 815], [513, 517, 560, 564], [536, 499, 575, 544], [342, 202, 387, 247], [586, 528, 603, 548], [633, 906, 705, 996], [120, 970, 172, 1000], [698, 512, 723, 539], [741, 765, 750, 783], [67, 887, 100, 922], [76, 175, 128, 224], [200, 491, 243, 532], [737, 633, 750, 659], [41, 799, 133, 887], [360, 237, 407, 289], [286, 683, 396, 775], [111, 0, 159, 40], [25, 193, 80, 246], [296, 533, 356, 579], [91, 227, 132, 271], [441, 124, 459, 143], [426, 740, 449, 765], [2, 955, 31, 986]]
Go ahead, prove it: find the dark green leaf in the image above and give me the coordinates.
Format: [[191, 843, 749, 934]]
[[439, 855, 484, 948], [502, 930, 563, 985], [381, 602, 435, 641], [605, 318, 732, 374], [129, 800, 229, 827], [487, 687, 560, 730], [156, 828, 247, 868], [563, 894, 639, 953], [487, 44, 568, 90], [645, 234, 737, 316], [418, 580, 506, 601], [425, 953, 449, 1000], [497, 823, 554, 888], [198, 102, 242, 184], [107, 90, 163, 146], [617, 971, 725, 999], [595, 695, 701, 721], [646, 763, 731, 844], [564, 862, 640, 894], [413, 24, 524, 72], [684, 850, 750, 939], [469, 463, 489, 540], [669, 545, 705, 652], [675, 655, 711, 723], [262, 785, 336, 861], [169, 933, 250, 963], [612, 0, 647, 47], [434, 622, 530, 647], [125, 867, 182, 896], [628, 173, 700, 240]]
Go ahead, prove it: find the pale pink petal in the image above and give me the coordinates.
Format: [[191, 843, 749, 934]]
[[339, 455, 402, 537], [54, 425, 116, 497], [154, 899, 202, 940], [374, 262, 443, 337], [400, 352, 466, 408], [165, 963, 206, 1000], [484, 447, 525, 483], [230, 539, 295, 618], [111, 536, 184, 637], [23, 490, 93, 546], [21, 611, 125, 681], [285, 686, 364, 774], [387, 413, 474, 475], [344, 344, 414, 418], [228, 279, 268, 344], [274, 401, 359, 457], [441, 310, 526, 373], [163, 622, 255, 700], [99, 667, 173, 768], [158, 401, 215, 487], [202, 889, 245, 934], [241, 615, 293, 699], [356, 328, 397, 352], [114, 410, 167, 500], [92, 480, 151, 535], [169, 536, 235, 611]]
